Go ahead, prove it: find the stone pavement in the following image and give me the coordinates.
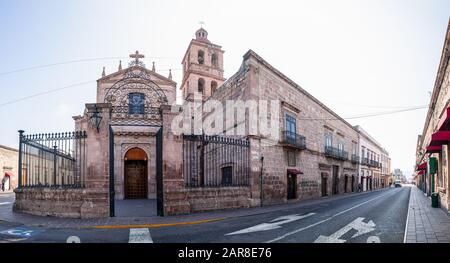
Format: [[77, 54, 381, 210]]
[[0, 188, 390, 229], [405, 186, 450, 243]]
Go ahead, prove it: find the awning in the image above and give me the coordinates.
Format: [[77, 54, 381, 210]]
[[287, 169, 303, 175], [4, 171, 13, 177], [429, 131, 450, 146], [426, 145, 442, 153], [437, 106, 450, 131], [417, 162, 427, 171]]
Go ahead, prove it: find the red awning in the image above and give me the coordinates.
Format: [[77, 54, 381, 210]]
[[429, 131, 450, 146], [4, 171, 13, 177], [437, 106, 450, 131], [417, 162, 427, 171], [287, 169, 303, 175], [426, 145, 442, 153]]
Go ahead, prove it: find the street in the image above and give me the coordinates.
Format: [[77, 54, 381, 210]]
[[0, 187, 410, 243]]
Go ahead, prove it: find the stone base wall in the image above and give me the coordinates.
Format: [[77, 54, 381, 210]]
[[13, 188, 109, 219], [164, 186, 253, 215]]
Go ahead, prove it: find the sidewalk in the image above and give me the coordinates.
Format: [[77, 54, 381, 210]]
[[405, 186, 450, 243], [0, 188, 389, 229]]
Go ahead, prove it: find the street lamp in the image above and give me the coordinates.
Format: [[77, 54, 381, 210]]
[[89, 105, 102, 132]]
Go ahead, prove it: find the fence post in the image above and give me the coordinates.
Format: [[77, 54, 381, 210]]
[[53, 145, 57, 186], [18, 130, 24, 188]]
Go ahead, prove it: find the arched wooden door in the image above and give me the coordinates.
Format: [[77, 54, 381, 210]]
[[124, 148, 148, 199]]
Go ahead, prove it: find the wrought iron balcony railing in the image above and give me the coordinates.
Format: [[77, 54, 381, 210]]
[[324, 146, 348, 161], [281, 131, 306, 150], [351, 154, 360, 164]]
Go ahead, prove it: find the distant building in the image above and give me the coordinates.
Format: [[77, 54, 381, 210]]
[[0, 145, 19, 191]]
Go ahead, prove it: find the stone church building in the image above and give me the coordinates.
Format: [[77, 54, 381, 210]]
[[14, 27, 387, 218]]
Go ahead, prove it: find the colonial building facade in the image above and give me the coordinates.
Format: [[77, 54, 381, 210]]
[[14, 27, 391, 218], [414, 19, 450, 212], [354, 126, 390, 191]]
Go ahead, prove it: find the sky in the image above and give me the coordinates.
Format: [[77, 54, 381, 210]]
[[0, 0, 449, 178]]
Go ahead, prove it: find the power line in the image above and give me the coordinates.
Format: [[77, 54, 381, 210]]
[[298, 105, 428, 121], [0, 80, 95, 108], [0, 56, 179, 77]]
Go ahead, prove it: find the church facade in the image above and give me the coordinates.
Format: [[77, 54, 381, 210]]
[[13, 27, 390, 218]]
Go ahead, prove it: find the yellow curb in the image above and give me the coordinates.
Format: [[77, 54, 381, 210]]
[[86, 217, 226, 229]]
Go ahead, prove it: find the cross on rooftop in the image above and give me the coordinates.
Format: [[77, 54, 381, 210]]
[[130, 50, 145, 64]]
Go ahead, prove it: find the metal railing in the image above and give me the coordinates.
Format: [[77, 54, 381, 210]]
[[281, 131, 306, 150], [183, 135, 250, 187], [18, 131, 87, 188], [324, 146, 348, 160]]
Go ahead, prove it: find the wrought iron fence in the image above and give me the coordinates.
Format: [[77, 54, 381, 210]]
[[18, 131, 87, 188], [183, 135, 250, 187]]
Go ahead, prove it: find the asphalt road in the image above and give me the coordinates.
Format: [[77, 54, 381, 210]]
[[0, 186, 411, 243]]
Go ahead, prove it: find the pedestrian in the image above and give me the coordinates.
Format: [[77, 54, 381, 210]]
[[1, 177, 5, 192], [358, 183, 362, 192]]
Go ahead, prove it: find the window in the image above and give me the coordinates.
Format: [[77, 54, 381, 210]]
[[221, 166, 233, 186], [325, 132, 332, 147], [285, 114, 297, 136], [287, 150, 296, 166], [337, 140, 344, 152], [198, 50, 205, 64], [352, 142, 357, 155], [361, 147, 365, 159], [211, 81, 218, 94], [198, 78, 205, 94], [128, 93, 145, 114], [211, 53, 218, 66]]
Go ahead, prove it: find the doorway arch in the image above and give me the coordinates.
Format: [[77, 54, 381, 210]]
[[124, 147, 148, 199]]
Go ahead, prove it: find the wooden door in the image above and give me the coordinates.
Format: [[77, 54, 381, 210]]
[[287, 173, 296, 200], [321, 175, 328, 197], [125, 161, 147, 199]]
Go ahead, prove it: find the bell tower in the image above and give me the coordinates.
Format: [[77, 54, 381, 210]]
[[180, 27, 225, 102]]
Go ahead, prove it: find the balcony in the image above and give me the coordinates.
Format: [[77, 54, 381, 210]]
[[351, 154, 360, 164], [361, 158, 381, 168], [324, 146, 348, 161], [281, 131, 306, 150]]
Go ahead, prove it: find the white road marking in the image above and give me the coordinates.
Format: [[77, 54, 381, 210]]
[[66, 236, 81, 243], [129, 228, 153, 243], [403, 186, 412, 243], [0, 202, 11, 206], [367, 236, 381, 243], [225, 213, 315, 236], [314, 217, 375, 243], [265, 190, 393, 243], [0, 227, 43, 239]]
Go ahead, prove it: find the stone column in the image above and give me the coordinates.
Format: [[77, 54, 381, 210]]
[[160, 105, 190, 215]]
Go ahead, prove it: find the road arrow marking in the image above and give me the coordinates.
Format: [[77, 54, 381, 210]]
[[314, 217, 376, 243], [225, 213, 315, 236], [0, 202, 11, 206], [129, 228, 153, 243]]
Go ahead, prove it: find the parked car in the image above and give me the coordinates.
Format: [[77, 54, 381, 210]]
[[395, 180, 402, 187]]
